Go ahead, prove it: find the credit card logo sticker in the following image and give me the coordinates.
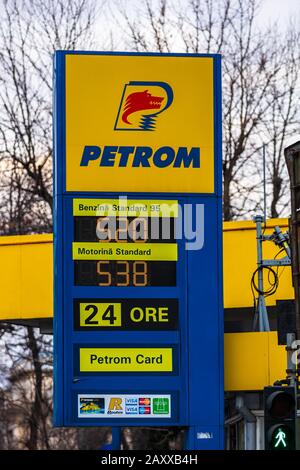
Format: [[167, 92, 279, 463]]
[[153, 397, 170, 414], [115, 81, 173, 131], [139, 397, 151, 406], [125, 397, 138, 405], [107, 397, 123, 414], [79, 397, 105, 415], [139, 406, 151, 415], [78, 394, 171, 418], [126, 406, 138, 415]]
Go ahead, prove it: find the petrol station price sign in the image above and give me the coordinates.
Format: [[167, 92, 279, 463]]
[[54, 51, 223, 449], [73, 198, 178, 287], [71, 197, 179, 377]]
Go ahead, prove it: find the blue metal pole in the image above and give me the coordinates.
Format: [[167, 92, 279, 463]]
[[185, 425, 224, 450], [111, 427, 122, 450]]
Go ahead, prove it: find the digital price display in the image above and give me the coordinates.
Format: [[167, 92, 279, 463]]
[[74, 260, 176, 287], [74, 216, 175, 243], [73, 214, 177, 287]]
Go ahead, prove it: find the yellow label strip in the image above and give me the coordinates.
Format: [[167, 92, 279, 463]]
[[72, 242, 178, 261], [73, 199, 178, 217], [79, 303, 122, 327], [79, 347, 173, 372]]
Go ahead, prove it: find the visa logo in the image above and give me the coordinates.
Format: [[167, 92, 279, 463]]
[[126, 406, 138, 414], [80, 145, 200, 168]]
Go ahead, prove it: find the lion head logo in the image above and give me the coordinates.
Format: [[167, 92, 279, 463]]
[[115, 81, 173, 131]]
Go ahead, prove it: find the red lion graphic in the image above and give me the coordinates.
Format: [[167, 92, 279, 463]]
[[122, 90, 164, 125]]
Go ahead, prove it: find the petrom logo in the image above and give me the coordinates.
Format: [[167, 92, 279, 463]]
[[114, 81, 173, 131], [80, 145, 200, 169], [79, 80, 201, 169]]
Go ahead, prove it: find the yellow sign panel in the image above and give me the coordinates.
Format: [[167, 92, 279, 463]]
[[65, 54, 214, 193], [79, 303, 122, 327], [72, 242, 178, 261], [79, 347, 173, 372], [73, 198, 178, 217]]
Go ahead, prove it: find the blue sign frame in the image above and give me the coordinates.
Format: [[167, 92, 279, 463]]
[[53, 51, 223, 449]]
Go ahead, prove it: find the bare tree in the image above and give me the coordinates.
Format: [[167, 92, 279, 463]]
[[0, 0, 96, 235], [0, 0, 102, 451], [0, 321, 111, 450], [0, 0, 299, 452], [263, 25, 300, 218], [0, 325, 79, 449], [114, 0, 300, 220]]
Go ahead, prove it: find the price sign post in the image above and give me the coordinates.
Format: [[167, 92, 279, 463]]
[[54, 52, 223, 449]]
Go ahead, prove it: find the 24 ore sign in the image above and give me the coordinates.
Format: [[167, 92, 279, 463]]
[[54, 52, 223, 450]]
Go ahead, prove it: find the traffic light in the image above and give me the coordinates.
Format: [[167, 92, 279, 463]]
[[285, 141, 300, 337], [264, 386, 296, 450]]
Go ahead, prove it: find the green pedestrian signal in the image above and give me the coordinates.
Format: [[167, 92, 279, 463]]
[[274, 428, 287, 448], [264, 386, 296, 450], [269, 424, 294, 450]]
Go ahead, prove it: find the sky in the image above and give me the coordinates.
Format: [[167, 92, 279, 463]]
[[257, 0, 299, 28], [257, 0, 300, 147], [101, 1, 300, 49]]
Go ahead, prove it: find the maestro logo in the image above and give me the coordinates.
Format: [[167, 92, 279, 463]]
[[114, 81, 173, 131]]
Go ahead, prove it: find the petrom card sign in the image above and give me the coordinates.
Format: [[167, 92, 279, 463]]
[[64, 54, 214, 194]]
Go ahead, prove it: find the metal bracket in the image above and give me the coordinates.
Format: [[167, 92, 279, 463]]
[[262, 257, 291, 267]]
